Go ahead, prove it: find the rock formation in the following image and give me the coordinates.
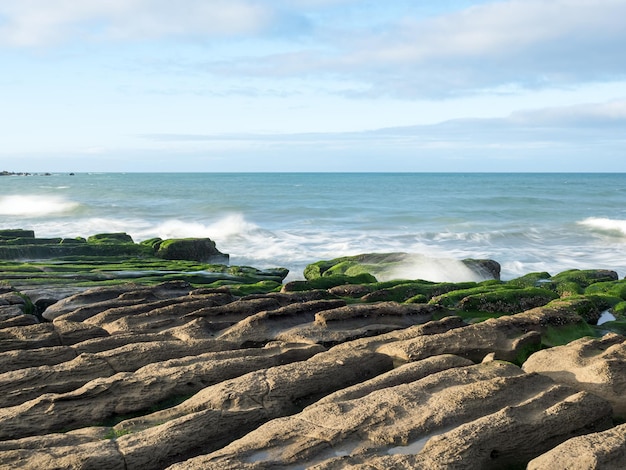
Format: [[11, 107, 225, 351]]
[[0, 231, 625, 469]]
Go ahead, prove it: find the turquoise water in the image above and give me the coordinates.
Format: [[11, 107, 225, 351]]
[[1, 173, 626, 281]]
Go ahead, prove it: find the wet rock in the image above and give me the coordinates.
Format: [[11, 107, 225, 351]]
[[281, 273, 377, 293], [87, 232, 134, 244], [461, 258, 502, 281], [0, 229, 35, 239], [549, 269, 619, 295], [155, 238, 229, 264], [302, 253, 501, 282]]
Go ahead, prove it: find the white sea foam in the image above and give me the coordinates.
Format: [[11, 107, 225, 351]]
[[579, 217, 626, 237], [146, 214, 260, 240], [377, 254, 491, 283], [0, 195, 79, 216]]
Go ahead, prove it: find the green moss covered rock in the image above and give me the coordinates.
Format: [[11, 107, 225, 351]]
[[507, 272, 552, 288], [457, 287, 560, 313], [361, 280, 478, 303], [87, 233, 134, 244], [549, 269, 619, 296], [155, 238, 229, 264], [430, 284, 559, 314], [303, 253, 407, 280], [282, 273, 377, 292]]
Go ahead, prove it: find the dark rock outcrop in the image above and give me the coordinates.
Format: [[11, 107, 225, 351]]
[[154, 238, 229, 264]]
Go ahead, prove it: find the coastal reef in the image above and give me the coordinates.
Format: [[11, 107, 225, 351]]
[[0, 229, 625, 469]]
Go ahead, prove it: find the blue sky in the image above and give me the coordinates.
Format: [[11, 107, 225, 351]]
[[1, 0, 625, 172]]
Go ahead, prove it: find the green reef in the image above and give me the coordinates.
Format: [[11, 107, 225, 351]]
[[0, 229, 284, 291], [295, 253, 626, 345]]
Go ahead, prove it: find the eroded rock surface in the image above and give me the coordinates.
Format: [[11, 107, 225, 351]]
[[0, 273, 624, 469], [523, 332, 626, 418], [528, 423, 626, 470]]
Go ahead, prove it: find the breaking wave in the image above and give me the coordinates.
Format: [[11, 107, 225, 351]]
[[578, 217, 626, 237], [377, 254, 491, 283], [0, 195, 80, 217]]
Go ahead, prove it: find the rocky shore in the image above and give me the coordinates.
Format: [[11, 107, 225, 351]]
[[0, 229, 625, 469], [0, 171, 55, 176]]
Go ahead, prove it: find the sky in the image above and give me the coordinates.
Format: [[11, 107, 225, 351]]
[[0, 0, 625, 172]]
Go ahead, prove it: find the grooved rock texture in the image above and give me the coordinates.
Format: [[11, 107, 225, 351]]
[[0, 281, 623, 470]]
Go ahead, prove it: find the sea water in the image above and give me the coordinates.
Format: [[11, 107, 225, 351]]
[[1, 173, 625, 281]]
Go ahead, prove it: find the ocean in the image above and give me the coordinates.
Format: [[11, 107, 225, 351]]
[[1, 172, 626, 282]]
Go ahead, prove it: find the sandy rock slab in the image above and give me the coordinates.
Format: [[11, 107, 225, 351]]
[[0, 342, 324, 440], [528, 423, 626, 470], [168, 360, 612, 470], [523, 332, 626, 418], [41, 281, 197, 321], [0, 337, 240, 409], [375, 302, 587, 364], [0, 348, 393, 469]]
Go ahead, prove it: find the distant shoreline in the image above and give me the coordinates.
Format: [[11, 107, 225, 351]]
[[1, 171, 74, 176]]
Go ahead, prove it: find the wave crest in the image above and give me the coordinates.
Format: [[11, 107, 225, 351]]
[[0, 195, 80, 216], [578, 217, 626, 237], [378, 254, 491, 283], [149, 214, 261, 240]]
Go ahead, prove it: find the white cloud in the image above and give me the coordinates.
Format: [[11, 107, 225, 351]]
[[0, 0, 272, 46], [4, 0, 626, 99], [140, 98, 626, 150], [326, 0, 626, 96], [509, 99, 626, 126], [126, 0, 626, 100]]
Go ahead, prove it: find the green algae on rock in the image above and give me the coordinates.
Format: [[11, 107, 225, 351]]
[[153, 238, 229, 264], [0, 230, 286, 295]]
